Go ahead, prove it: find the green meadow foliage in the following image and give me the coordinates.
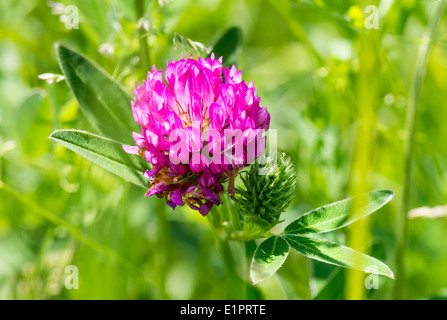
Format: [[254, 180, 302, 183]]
[[1, 0, 447, 300]]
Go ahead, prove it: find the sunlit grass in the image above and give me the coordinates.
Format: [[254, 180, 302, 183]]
[[0, 0, 447, 300]]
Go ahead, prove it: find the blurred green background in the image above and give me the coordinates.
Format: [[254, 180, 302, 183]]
[[1, 0, 447, 300]]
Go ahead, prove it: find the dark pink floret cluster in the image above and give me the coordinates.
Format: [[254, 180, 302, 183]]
[[123, 53, 270, 216]]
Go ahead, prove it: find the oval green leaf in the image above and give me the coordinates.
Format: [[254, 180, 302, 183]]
[[284, 190, 394, 235], [284, 234, 394, 279], [250, 236, 290, 285], [56, 43, 137, 144], [208, 27, 242, 67], [243, 217, 272, 240], [49, 129, 149, 189]]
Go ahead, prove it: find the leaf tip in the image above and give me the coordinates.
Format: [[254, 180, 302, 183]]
[[48, 130, 57, 140], [48, 129, 63, 140], [384, 189, 395, 198], [249, 263, 259, 286], [55, 43, 74, 64], [54, 42, 65, 56], [388, 270, 395, 280], [249, 275, 259, 286], [54, 42, 69, 51]]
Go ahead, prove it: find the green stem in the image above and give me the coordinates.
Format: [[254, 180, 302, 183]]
[[269, 0, 324, 66], [393, 1, 446, 300], [345, 6, 382, 297], [135, 0, 151, 75], [155, 198, 169, 299], [134, 0, 167, 298], [226, 196, 248, 299], [210, 204, 245, 299]]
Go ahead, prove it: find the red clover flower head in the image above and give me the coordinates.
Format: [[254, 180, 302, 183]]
[[123, 53, 270, 216]]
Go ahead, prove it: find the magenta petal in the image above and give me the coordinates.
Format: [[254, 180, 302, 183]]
[[122, 145, 139, 155], [169, 162, 189, 176], [185, 186, 197, 194], [190, 152, 209, 174], [145, 129, 161, 148], [202, 187, 221, 205], [209, 102, 225, 131], [145, 182, 167, 197], [171, 187, 185, 206], [165, 110, 183, 131], [185, 126, 203, 153], [187, 199, 201, 211], [144, 166, 162, 179], [166, 200, 177, 209], [132, 132, 147, 149], [199, 169, 215, 188], [169, 129, 190, 164], [164, 62, 177, 89], [199, 202, 214, 216], [252, 106, 270, 130], [216, 182, 224, 193], [144, 149, 165, 167], [190, 92, 203, 127]]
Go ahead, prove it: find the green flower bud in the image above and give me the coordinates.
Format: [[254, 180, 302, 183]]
[[235, 152, 297, 228]]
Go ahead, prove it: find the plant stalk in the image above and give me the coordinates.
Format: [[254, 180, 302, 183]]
[[393, 1, 446, 299], [226, 196, 248, 299], [210, 203, 245, 299], [345, 22, 380, 300], [134, 0, 168, 298], [135, 0, 151, 76], [269, 0, 324, 66], [155, 198, 169, 299]]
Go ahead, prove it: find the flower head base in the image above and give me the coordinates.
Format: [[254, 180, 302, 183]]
[[123, 53, 270, 216], [235, 152, 297, 227]]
